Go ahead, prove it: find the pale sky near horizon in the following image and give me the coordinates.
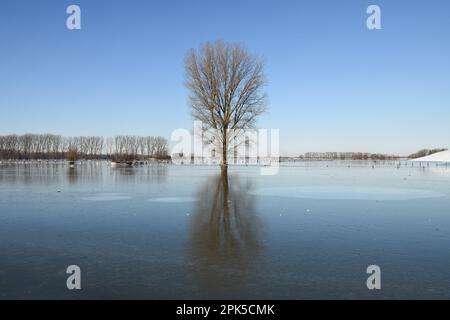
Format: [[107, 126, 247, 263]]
[[1, 0, 449, 156]]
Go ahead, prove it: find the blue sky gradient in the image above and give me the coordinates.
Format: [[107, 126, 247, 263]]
[[1, 0, 449, 155]]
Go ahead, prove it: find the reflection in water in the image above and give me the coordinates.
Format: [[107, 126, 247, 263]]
[[67, 166, 78, 184], [0, 162, 66, 185], [66, 162, 104, 184], [0, 161, 168, 186], [188, 168, 263, 294], [110, 165, 168, 184]]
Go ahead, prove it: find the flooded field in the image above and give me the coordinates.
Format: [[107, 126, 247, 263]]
[[1, 161, 449, 299]]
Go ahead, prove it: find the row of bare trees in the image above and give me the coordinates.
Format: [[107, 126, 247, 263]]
[[0, 134, 168, 161], [0, 134, 77, 160], [302, 152, 401, 161], [109, 136, 168, 162]]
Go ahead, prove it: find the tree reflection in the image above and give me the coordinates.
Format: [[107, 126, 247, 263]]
[[67, 166, 78, 184], [110, 165, 168, 184], [187, 168, 263, 294]]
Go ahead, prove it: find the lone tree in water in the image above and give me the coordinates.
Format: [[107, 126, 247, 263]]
[[185, 40, 267, 168]]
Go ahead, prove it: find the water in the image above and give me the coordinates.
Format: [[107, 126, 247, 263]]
[[1, 161, 450, 299]]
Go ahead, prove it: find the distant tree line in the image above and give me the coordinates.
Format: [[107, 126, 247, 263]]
[[0, 134, 169, 161], [109, 136, 169, 162], [301, 152, 400, 161], [407, 148, 447, 159]]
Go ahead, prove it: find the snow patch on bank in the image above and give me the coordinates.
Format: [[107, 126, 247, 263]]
[[409, 150, 450, 163]]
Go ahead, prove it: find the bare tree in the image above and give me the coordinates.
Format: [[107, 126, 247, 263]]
[[105, 137, 115, 157], [145, 136, 156, 158], [20, 134, 33, 159], [50, 135, 62, 158], [115, 136, 125, 157], [154, 136, 168, 158], [137, 136, 146, 158], [129, 136, 139, 159], [185, 40, 267, 168]]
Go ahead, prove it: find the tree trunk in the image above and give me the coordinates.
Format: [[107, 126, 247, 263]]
[[221, 128, 228, 169], [221, 165, 230, 225]]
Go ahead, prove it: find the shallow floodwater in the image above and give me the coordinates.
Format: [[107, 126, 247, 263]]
[[1, 161, 450, 299]]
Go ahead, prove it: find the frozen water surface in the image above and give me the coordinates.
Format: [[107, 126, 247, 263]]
[[148, 196, 198, 203], [252, 186, 445, 201], [1, 161, 450, 299], [82, 193, 131, 201]]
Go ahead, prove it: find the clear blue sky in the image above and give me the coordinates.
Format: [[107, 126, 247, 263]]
[[1, 0, 449, 156]]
